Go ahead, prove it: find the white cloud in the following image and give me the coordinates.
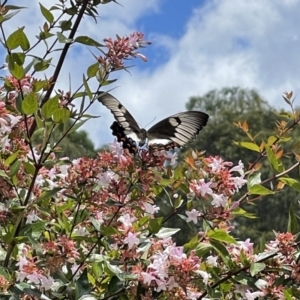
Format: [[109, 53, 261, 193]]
[[94, 0, 300, 146], [2, 0, 300, 148]]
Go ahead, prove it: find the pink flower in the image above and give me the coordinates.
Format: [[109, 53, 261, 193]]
[[118, 213, 136, 228], [186, 209, 200, 224], [211, 193, 228, 207], [123, 232, 139, 249]]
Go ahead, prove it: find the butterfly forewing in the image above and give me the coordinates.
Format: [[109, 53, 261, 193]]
[[98, 92, 141, 135]]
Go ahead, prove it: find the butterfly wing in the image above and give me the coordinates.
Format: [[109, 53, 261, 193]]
[[147, 111, 209, 147], [98, 92, 142, 141]]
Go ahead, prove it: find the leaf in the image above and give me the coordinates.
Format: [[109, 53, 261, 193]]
[[207, 229, 237, 244], [250, 262, 266, 276], [9, 160, 21, 177], [75, 36, 104, 47], [101, 226, 119, 236], [155, 227, 180, 239], [249, 184, 275, 195], [194, 242, 214, 257], [6, 52, 25, 66], [22, 92, 38, 114], [287, 204, 299, 234], [148, 217, 163, 234], [4, 151, 20, 166], [233, 141, 260, 152], [264, 143, 279, 171], [52, 108, 70, 123], [267, 135, 277, 145], [83, 75, 92, 101], [6, 28, 24, 50], [39, 3, 54, 23], [209, 239, 233, 268], [56, 32, 72, 43], [247, 173, 261, 189], [37, 188, 61, 202], [41, 96, 59, 119], [279, 177, 300, 192], [75, 269, 91, 299], [67, 119, 89, 134], [34, 58, 51, 72], [9, 62, 24, 80], [87, 62, 99, 78]]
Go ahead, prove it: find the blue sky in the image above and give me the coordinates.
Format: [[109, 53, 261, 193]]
[[1, 0, 300, 147]]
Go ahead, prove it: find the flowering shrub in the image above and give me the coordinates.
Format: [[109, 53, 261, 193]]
[[0, 2, 300, 300]]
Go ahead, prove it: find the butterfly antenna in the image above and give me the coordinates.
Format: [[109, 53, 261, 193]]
[[142, 116, 156, 129]]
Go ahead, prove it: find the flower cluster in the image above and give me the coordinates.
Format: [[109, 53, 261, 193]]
[[187, 155, 247, 226], [99, 32, 151, 70]]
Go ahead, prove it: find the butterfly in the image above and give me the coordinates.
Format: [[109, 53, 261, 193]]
[[98, 92, 209, 154]]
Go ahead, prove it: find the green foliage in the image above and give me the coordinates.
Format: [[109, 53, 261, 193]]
[[187, 87, 300, 243]]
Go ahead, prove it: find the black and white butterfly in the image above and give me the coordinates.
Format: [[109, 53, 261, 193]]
[[98, 92, 209, 154]]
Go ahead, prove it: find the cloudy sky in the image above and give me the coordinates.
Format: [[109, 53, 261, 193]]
[[1, 0, 299, 147]]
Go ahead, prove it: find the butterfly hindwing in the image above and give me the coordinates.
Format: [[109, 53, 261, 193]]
[[110, 121, 138, 154]]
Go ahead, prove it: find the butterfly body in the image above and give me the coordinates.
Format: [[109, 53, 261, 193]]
[[98, 92, 209, 153]]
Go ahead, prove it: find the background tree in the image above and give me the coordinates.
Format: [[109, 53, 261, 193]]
[[160, 87, 300, 244]]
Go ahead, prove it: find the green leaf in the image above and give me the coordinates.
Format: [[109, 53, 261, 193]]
[[39, 3, 54, 23], [9, 160, 21, 177], [7, 28, 22, 49], [34, 58, 51, 72], [83, 75, 92, 100], [41, 96, 59, 119], [52, 108, 70, 123], [194, 242, 214, 257], [101, 226, 119, 236], [75, 36, 104, 47], [6, 52, 25, 66], [4, 151, 20, 166], [148, 217, 163, 234], [87, 62, 99, 78], [279, 177, 300, 192], [39, 31, 54, 40], [155, 227, 180, 239], [15, 92, 24, 113], [7, 27, 30, 51], [75, 269, 91, 299], [0, 11, 21, 25], [106, 276, 125, 297], [37, 188, 61, 202], [264, 143, 279, 171], [267, 135, 277, 145], [207, 229, 237, 244], [59, 20, 72, 31], [23, 162, 35, 175], [287, 204, 299, 234], [22, 92, 38, 114], [19, 29, 30, 51], [250, 262, 266, 276], [283, 289, 294, 300], [249, 184, 275, 195], [9, 62, 25, 80], [68, 119, 89, 134], [209, 239, 233, 268], [56, 32, 72, 43], [247, 173, 261, 189], [0, 170, 9, 178], [233, 141, 260, 152]]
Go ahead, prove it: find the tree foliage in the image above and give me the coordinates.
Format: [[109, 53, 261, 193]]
[[187, 87, 300, 242]]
